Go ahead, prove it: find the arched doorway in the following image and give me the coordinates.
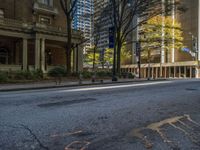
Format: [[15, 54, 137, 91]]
[[0, 48, 8, 64]]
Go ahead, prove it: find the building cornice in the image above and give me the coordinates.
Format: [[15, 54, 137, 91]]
[[0, 18, 84, 42]]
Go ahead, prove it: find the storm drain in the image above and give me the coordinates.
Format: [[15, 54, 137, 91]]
[[38, 98, 97, 108]]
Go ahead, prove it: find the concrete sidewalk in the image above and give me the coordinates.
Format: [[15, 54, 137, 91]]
[[0, 78, 164, 92]]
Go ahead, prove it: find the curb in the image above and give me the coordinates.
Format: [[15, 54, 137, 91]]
[[0, 79, 167, 92]]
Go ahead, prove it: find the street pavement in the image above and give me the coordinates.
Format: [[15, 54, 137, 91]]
[[0, 79, 200, 150]]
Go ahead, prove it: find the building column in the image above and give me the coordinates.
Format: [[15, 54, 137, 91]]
[[190, 66, 192, 78], [179, 66, 181, 78], [164, 67, 167, 78], [196, 67, 199, 78], [152, 67, 154, 78], [41, 38, 46, 72], [169, 66, 171, 78], [156, 67, 158, 79], [22, 38, 28, 70], [184, 66, 187, 78], [144, 68, 147, 78], [73, 44, 83, 73], [174, 66, 176, 78], [35, 38, 40, 70]]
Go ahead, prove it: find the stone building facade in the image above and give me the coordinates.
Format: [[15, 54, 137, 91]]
[[73, 0, 93, 53], [0, 0, 84, 72]]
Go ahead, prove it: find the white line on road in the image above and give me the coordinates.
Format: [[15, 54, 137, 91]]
[[0, 81, 172, 98], [59, 81, 172, 93]]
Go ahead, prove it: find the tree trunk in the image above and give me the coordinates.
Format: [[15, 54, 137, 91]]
[[116, 34, 122, 75], [112, 39, 117, 79], [66, 46, 71, 74]]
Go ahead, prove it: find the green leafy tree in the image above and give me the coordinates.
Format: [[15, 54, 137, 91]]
[[140, 15, 184, 63], [101, 48, 113, 68], [84, 47, 100, 66], [85, 47, 114, 68], [60, 0, 78, 74], [120, 43, 132, 65]]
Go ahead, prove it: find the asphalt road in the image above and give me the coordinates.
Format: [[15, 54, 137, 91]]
[[0, 79, 200, 150]]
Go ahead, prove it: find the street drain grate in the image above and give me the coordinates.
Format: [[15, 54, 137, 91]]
[[38, 98, 97, 107]]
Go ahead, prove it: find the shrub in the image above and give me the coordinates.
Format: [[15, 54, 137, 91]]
[[120, 72, 135, 79], [81, 71, 92, 78], [13, 70, 42, 80], [0, 70, 43, 83], [121, 72, 127, 78], [127, 72, 135, 79], [48, 66, 66, 78], [70, 72, 79, 78], [14, 71, 29, 80], [0, 72, 8, 83], [96, 71, 112, 78], [32, 69, 43, 79]]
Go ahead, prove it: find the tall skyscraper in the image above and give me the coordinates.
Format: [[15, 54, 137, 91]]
[[93, 0, 112, 51], [73, 0, 94, 53]]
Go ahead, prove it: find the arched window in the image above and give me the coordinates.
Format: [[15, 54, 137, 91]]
[[0, 48, 8, 64]]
